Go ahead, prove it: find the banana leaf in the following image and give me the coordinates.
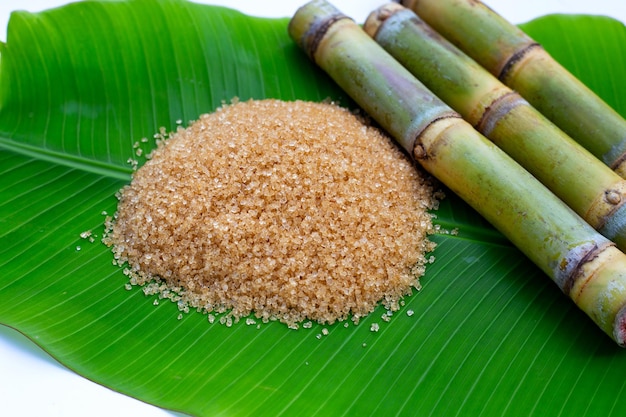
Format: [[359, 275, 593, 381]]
[[1, 1, 625, 415]]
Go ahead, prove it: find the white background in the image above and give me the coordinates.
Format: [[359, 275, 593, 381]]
[[1, 1, 625, 416]]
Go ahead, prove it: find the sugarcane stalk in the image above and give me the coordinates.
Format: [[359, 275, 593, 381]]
[[401, 0, 626, 178], [289, 0, 626, 346], [364, 3, 626, 252]]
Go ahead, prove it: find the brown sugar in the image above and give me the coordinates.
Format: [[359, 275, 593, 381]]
[[104, 99, 440, 327]]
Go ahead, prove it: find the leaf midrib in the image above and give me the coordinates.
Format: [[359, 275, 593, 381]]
[[0, 137, 132, 180]]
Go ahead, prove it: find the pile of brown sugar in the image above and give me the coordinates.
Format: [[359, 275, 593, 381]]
[[105, 99, 440, 327]]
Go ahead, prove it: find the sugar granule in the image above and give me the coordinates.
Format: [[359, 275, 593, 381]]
[[104, 99, 439, 327]]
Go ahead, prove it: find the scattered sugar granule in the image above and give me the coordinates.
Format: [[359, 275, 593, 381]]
[[406, 309, 415, 317], [126, 158, 139, 171], [321, 328, 329, 336], [105, 99, 440, 327], [370, 323, 380, 332]]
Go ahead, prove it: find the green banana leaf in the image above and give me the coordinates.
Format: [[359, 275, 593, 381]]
[[1, 1, 625, 415]]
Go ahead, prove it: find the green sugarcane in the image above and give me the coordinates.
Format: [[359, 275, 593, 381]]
[[401, 0, 626, 178], [289, 0, 626, 346], [364, 3, 626, 252]]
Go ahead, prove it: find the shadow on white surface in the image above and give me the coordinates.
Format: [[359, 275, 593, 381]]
[[0, 325, 184, 417]]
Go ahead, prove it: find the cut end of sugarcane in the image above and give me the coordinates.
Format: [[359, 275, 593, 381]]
[[288, 0, 352, 61], [363, 3, 405, 39], [614, 304, 626, 347]]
